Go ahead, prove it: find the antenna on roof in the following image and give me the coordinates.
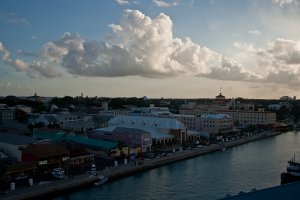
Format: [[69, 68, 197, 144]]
[[220, 87, 222, 94]]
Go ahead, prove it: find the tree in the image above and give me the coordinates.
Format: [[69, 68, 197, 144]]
[[47, 122, 61, 129], [14, 109, 28, 122]]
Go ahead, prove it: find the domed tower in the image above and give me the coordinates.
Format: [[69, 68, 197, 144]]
[[216, 87, 225, 101]]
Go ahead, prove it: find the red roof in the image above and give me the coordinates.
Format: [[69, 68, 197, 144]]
[[23, 143, 69, 159]]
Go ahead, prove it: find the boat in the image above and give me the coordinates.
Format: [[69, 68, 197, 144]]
[[219, 144, 226, 151], [51, 168, 65, 179], [281, 155, 300, 184], [91, 163, 97, 176], [219, 147, 226, 151], [94, 176, 108, 187]]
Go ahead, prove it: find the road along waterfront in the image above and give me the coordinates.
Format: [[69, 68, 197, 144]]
[[2, 131, 288, 200], [55, 131, 300, 200]]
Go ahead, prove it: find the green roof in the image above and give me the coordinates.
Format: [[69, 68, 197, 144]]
[[62, 135, 118, 151]]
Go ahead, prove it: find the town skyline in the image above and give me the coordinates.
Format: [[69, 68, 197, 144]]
[[1, 0, 300, 98]]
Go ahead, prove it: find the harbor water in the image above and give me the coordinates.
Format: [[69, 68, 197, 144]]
[[55, 131, 300, 200]]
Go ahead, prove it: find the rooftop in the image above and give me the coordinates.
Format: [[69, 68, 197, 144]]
[[95, 125, 175, 140], [108, 115, 185, 130], [201, 114, 231, 119], [23, 143, 70, 158], [62, 135, 118, 150], [0, 132, 36, 145]]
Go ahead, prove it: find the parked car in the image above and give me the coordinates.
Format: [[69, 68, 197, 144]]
[[51, 168, 65, 179]]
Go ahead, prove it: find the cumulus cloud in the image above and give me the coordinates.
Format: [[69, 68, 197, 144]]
[[248, 29, 261, 36], [255, 38, 300, 87], [17, 49, 39, 57], [273, 0, 300, 6], [264, 38, 300, 65], [28, 61, 62, 78], [231, 38, 300, 88], [0, 41, 10, 62], [264, 70, 300, 88], [203, 57, 262, 81], [3, 9, 300, 90], [10, 58, 62, 78], [11, 59, 29, 71], [233, 42, 256, 53], [0, 9, 266, 84], [41, 10, 225, 78], [0, 40, 62, 78]]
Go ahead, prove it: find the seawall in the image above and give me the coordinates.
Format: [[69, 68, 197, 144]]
[[1, 131, 281, 200], [107, 131, 281, 181]]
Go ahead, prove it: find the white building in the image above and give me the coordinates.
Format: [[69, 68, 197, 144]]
[[99, 109, 131, 116], [0, 132, 36, 161], [180, 108, 276, 126], [200, 114, 233, 138], [96, 115, 187, 146], [131, 106, 236, 139]]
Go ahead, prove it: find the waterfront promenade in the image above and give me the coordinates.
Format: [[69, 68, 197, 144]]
[[2, 131, 281, 200]]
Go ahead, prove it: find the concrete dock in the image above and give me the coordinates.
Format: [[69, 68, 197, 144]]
[[1, 131, 281, 200]]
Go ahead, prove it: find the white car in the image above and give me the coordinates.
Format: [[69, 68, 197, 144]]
[[51, 168, 65, 179]]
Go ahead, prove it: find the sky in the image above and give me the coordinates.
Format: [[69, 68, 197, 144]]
[[1, 0, 300, 99]]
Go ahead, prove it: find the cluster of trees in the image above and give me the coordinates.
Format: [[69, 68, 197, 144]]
[[3, 95, 300, 123]]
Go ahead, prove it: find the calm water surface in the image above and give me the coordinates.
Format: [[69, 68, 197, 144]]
[[56, 132, 300, 200]]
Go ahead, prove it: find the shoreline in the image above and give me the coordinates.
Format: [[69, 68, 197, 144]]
[[106, 131, 281, 181], [2, 131, 282, 200]]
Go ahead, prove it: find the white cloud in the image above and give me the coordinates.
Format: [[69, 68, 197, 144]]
[[115, 0, 130, 5], [28, 61, 62, 78], [11, 59, 29, 71], [248, 29, 261, 36], [108, 24, 123, 33], [17, 49, 39, 57], [264, 38, 300, 65], [2, 13, 30, 26], [233, 42, 256, 53], [203, 57, 262, 81], [273, 0, 300, 6], [0, 41, 10, 62], [152, 0, 178, 8], [41, 10, 227, 78], [231, 38, 300, 88], [255, 38, 300, 87], [231, 41, 258, 70], [3, 9, 300, 90], [31, 36, 37, 40], [0, 9, 264, 83], [0, 40, 62, 78]]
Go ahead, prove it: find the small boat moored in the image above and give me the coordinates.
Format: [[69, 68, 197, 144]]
[[281, 155, 300, 184], [94, 176, 108, 187], [219, 147, 226, 151]]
